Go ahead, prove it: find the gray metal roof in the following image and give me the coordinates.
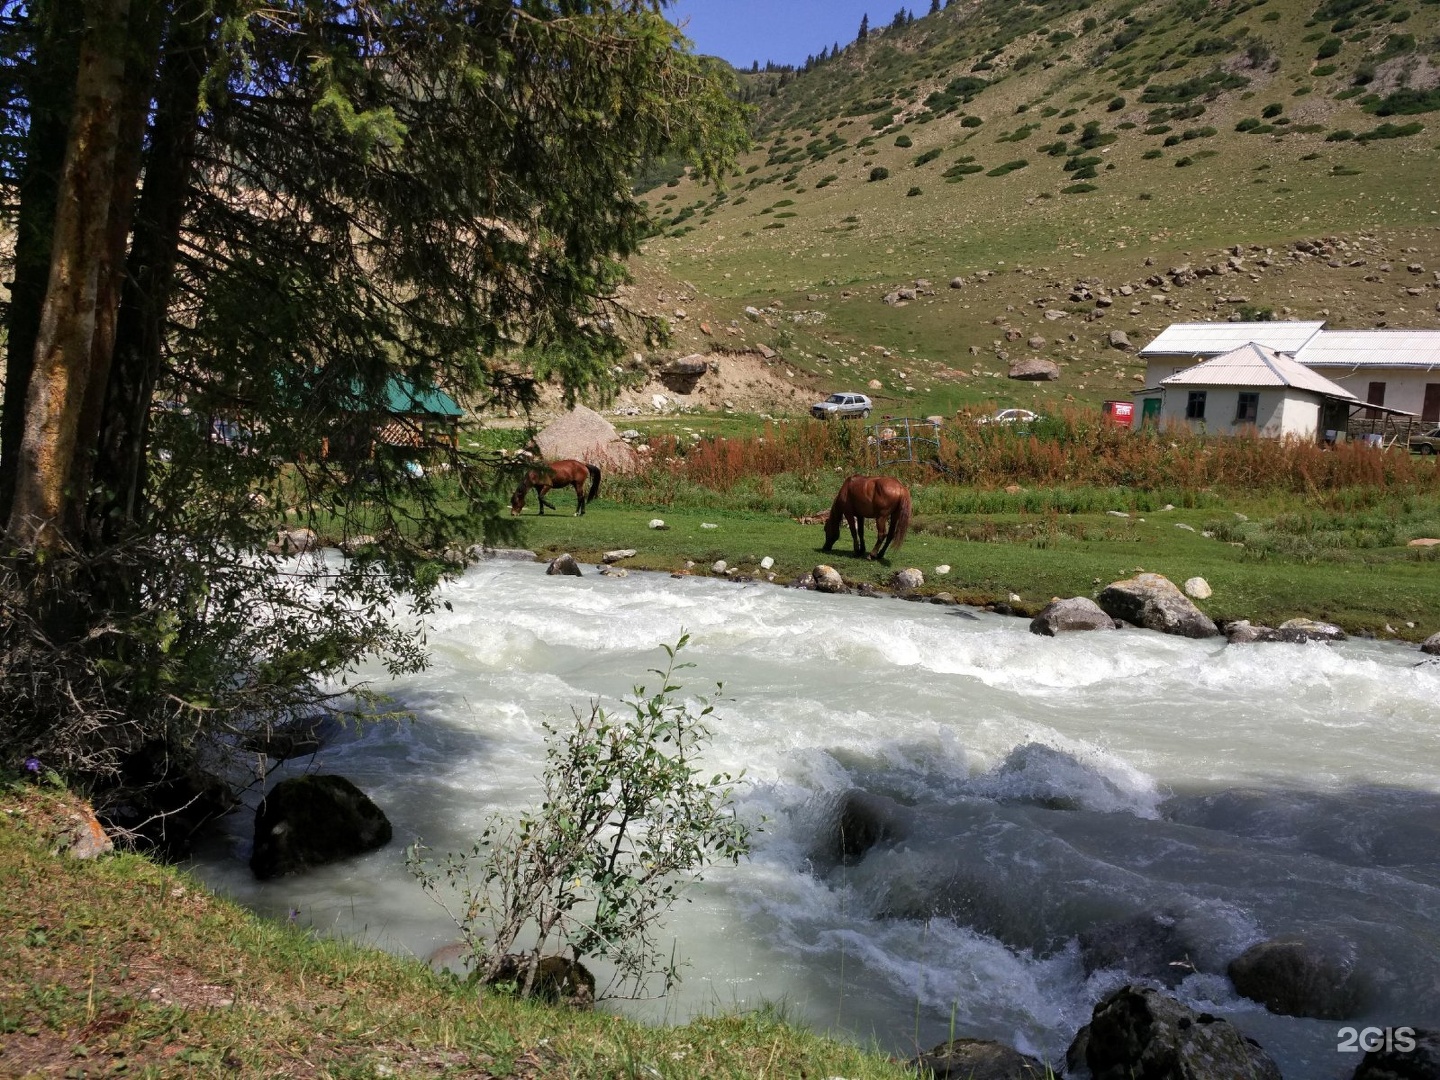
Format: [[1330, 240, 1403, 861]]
[[1159, 343, 1357, 399], [1139, 321, 1326, 357], [1294, 329, 1440, 369]]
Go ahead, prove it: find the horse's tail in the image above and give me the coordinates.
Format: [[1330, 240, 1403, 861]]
[[890, 489, 912, 551], [586, 463, 602, 501]]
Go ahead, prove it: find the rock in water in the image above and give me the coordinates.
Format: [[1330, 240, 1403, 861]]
[[826, 789, 912, 864], [1224, 620, 1283, 644], [1277, 618, 1347, 644], [546, 553, 583, 576], [1030, 597, 1116, 636], [1353, 1028, 1440, 1079], [1227, 936, 1368, 1020], [251, 775, 392, 880], [1424, 632, 1440, 656], [1071, 984, 1282, 1080], [813, 564, 845, 593], [1079, 912, 1196, 988], [911, 1038, 1050, 1079], [1098, 573, 1218, 638]]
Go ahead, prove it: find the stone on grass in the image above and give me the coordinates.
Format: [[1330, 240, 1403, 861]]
[[711, 560, 728, 574], [760, 556, 775, 570], [648, 519, 668, 530], [1108, 329, 1133, 351], [1184, 576, 1212, 600], [911, 1038, 1050, 1079], [813, 565, 845, 593], [601, 549, 636, 563], [1008, 358, 1061, 381], [891, 567, 924, 591]]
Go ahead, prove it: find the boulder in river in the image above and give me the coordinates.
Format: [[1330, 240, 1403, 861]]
[[911, 1037, 1051, 1079], [546, 553, 583, 576], [1423, 632, 1440, 656], [1224, 620, 1284, 644], [1069, 984, 1282, 1080], [1227, 936, 1369, 1020], [1029, 597, 1116, 636], [1352, 1027, 1440, 1079], [1277, 618, 1347, 644], [1098, 573, 1218, 638], [1079, 912, 1198, 988], [251, 775, 392, 880], [826, 789, 912, 865]]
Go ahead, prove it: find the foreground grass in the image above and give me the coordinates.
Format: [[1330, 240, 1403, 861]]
[[502, 497, 1440, 641], [0, 787, 913, 1080]]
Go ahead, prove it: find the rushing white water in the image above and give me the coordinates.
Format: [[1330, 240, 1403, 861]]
[[191, 560, 1440, 1077]]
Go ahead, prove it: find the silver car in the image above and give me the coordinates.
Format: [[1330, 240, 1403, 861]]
[[811, 392, 872, 419]]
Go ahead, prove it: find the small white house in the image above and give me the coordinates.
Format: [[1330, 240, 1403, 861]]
[[1132, 343, 1357, 439]]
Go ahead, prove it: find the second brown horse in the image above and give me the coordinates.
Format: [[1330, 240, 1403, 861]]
[[822, 475, 912, 561], [511, 459, 602, 515]]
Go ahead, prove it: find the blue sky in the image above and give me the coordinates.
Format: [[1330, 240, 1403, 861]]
[[668, 0, 908, 69]]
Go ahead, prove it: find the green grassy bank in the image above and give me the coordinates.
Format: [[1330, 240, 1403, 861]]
[[0, 787, 912, 1080]]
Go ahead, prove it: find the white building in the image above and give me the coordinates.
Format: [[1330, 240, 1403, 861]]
[[1132, 343, 1357, 439], [1138, 321, 1325, 389]]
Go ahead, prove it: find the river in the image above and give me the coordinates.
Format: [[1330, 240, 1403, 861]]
[[190, 559, 1440, 1077]]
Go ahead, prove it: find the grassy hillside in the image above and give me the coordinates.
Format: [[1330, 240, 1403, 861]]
[[634, 0, 1440, 421]]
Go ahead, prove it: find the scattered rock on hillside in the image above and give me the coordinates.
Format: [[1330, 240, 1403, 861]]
[[1277, 618, 1347, 644], [1184, 576, 1212, 600], [868, 379, 883, 390], [251, 775, 392, 880], [546, 553, 583, 576], [1069, 984, 1282, 1080], [648, 518, 668, 529], [1228, 936, 1369, 1020], [1009, 358, 1060, 381], [1423, 632, 1440, 656], [950, 276, 965, 289], [1030, 597, 1116, 636], [62, 803, 114, 861], [1027, 335, 1048, 350], [1352, 1028, 1440, 1079], [1044, 308, 1068, 321], [1098, 573, 1218, 638], [911, 1038, 1050, 1080], [1108, 329, 1133, 351], [813, 564, 845, 593], [601, 549, 636, 563]]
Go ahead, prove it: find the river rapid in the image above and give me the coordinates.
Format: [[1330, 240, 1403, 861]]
[[191, 559, 1440, 1077]]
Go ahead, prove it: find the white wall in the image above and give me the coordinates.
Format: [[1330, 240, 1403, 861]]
[[1131, 386, 1321, 438], [1318, 366, 1440, 420]]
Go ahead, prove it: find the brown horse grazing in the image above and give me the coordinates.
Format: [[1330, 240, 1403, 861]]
[[822, 475, 912, 561], [511, 459, 602, 516]]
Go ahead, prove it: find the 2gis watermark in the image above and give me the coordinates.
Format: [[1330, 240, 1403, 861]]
[[1337, 1027, 1417, 1054]]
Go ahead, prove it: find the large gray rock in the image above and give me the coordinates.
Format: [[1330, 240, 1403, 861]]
[[891, 567, 925, 592], [1108, 329, 1134, 351], [546, 553, 583, 576], [1424, 632, 1440, 656], [1353, 1028, 1440, 1079], [1227, 936, 1369, 1020], [813, 564, 845, 594], [251, 775, 392, 880], [911, 1038, 1050, 1079], [1030, 597, 1117, 636], [1277, 618, 1347, 644], [1009, 358, 1060, 381], [1224, 620, 1283, 644], [1098, 573, 1218, 638], [1070, 984, 1282, 1080]]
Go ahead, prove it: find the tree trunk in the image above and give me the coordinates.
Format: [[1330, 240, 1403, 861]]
[[5, 0, 134, 552], [0, 0, 84, 527], [91, 0, 210, 544]]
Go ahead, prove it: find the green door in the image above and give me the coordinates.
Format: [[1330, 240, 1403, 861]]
[[1141, 397, 1162, 426]]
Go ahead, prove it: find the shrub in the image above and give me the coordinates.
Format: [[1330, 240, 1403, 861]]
[[1236, 117, 1261, 131], [1262, 102, 1284, 118], [1354, 121, 1424, 141], [1108, 95, 1127, 111], [408, 638, 753, 1000], [1145, 123, 1173, 135], [1061, 182, 1098, 193], [961, 115, 984, 127], [895, 134, 914, 147], [1372, 88, 1440, 115], [1142, 148, 1163, 159], [907, 185, 923, 196], [986, 159, 1029, 177], [1316, 36, 1342, 59], [913, 147, 943, 166], [1175, 155, 1194, 166], [868, 166, 891, 181], [1141, 68, 1249, 103], [1312, 64, 1337, 76]]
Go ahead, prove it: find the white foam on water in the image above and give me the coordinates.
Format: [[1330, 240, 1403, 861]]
[[190, 561, 1440, 1078]]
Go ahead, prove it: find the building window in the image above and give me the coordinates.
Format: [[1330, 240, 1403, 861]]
[[1186, 390, 1207, 420], [1236, 392, 1259, 423]]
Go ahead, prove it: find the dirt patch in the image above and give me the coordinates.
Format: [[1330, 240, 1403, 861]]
[[612, 349, 822, 416]]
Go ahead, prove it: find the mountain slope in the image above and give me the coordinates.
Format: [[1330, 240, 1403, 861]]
[[632, 0, 1440, 421]]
